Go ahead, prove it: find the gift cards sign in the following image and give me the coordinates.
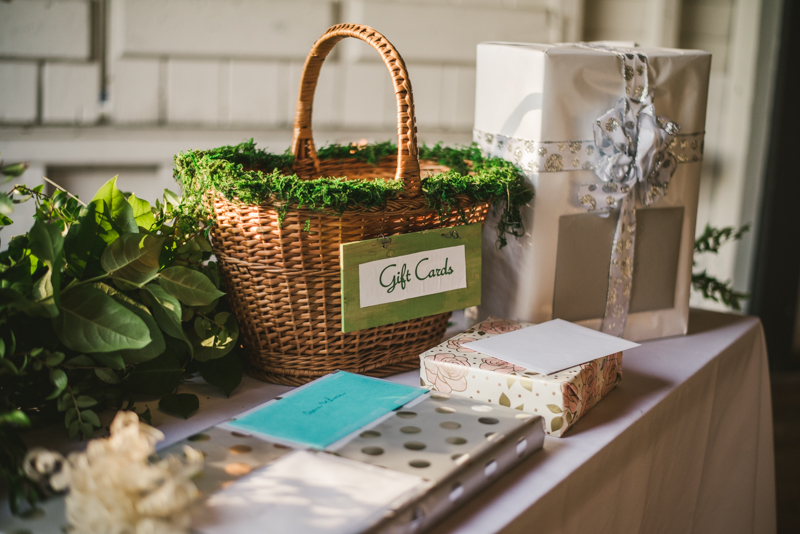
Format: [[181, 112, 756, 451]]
[[340, 224, 481, 333]]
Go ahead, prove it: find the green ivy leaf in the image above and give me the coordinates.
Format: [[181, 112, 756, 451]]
[[125, 350, 182, 396], [53, 285, 151, 353], [159, 393, 199, 419], [45, 368, 68, 400], [75, 395, 97, 408], [158, 266, 225, 307], [68, 420, 79, 439], [128, 193, 157, 231], [57, 392, 71, 412], [28, 219, 64, 268], [80, 422, 94, 440], [65, 408, 78, 428], [101, 233, 163, 287], [90, 177, 137, 243], [80, 409, 101, 427], [50, 368, 67, 390], [0, 358, 19, 375], [44, 351, 65, 367], [196, 350, 243, 397]]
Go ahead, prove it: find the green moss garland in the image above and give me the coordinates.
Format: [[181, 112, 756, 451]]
[[174, 140, 532, 247]]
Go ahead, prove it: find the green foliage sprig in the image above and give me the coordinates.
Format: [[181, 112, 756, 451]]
[[692, 223, 751, 310], [1, 168, 245, 514], [174, 140, 532, 247]]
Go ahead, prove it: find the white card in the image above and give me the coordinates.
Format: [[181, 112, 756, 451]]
[[192, 450, 425, 534], [358, 245, 467, 308], [461, 319, 640, 375]]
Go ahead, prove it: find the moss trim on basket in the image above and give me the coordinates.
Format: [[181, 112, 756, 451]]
[[174, 140, 533, 247]]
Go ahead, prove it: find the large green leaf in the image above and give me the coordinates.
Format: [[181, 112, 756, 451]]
[[90, 351, 126, 370], [28, 220, 64, 310], [117, 302, 164, 364], [141, 284, 192, 356], [196, 350, 243, 397], [128, 193, 157, 231], [53, 285, 151, 353], [30, 268, 59, 317], [101, 233, 163, 287], [28, 220, 64, 268], [64, 203, 109, 279], [90, 177, 137, 242], [126, 350, 182, 396], [92, 282, 165, 364], [158, 266, 225, 306]]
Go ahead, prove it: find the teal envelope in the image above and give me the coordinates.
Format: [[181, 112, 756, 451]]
[[228, 372, 425, 449]]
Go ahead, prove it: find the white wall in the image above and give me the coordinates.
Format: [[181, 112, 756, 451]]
[[0, 0, 778, 308]]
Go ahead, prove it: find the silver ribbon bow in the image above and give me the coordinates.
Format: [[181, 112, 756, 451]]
[[580, 92, 680, 336]]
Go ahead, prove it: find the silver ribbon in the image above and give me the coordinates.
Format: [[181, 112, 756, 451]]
[[473, 45, 703, 337], [587, 94, 679, 336]]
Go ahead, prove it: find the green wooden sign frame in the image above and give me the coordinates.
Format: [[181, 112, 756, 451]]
[[340, 223, 482, 333]]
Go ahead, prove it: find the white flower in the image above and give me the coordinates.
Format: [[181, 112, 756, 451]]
[[24, 411, 203, 534]]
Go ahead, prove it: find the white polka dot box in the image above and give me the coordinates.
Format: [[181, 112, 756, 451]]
[[420, 318, 623, 437]]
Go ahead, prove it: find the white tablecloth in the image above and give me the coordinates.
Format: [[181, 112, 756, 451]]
[[429, 310, 776, 534], [0, 310, 776, 533]]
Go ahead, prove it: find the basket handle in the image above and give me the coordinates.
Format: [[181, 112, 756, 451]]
[[291, 24, 421, 197]]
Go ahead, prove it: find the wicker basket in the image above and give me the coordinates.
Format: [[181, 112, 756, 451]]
[[209, 24, 490, 385]]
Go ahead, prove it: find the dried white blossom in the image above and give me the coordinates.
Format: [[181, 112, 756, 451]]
[[24, 411, 203, 534]]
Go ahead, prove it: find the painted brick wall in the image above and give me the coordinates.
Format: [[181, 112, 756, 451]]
[[0, 0, 578, 130], [0, 0, 768, 305]]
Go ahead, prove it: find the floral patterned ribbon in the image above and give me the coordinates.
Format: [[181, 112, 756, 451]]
[[473, 45, 705, 337]]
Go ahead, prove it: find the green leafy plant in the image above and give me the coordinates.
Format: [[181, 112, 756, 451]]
[[174, 140, 533, 248], [0, 164, 244, 514], [692, 223, 751, 310]]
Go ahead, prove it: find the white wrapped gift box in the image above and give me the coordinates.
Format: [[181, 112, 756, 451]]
[[474, 42, 712, 341]]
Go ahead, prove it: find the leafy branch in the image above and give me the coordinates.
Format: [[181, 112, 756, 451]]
[[692, 223, 751, 310], [1, 165, 245, 515], [694, 223, 751, 254]]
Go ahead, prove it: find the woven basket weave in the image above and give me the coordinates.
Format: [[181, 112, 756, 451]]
[[210, 24, 490, 385]]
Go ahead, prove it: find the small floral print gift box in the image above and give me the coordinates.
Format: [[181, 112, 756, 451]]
[[420, 318, 622, 437]]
